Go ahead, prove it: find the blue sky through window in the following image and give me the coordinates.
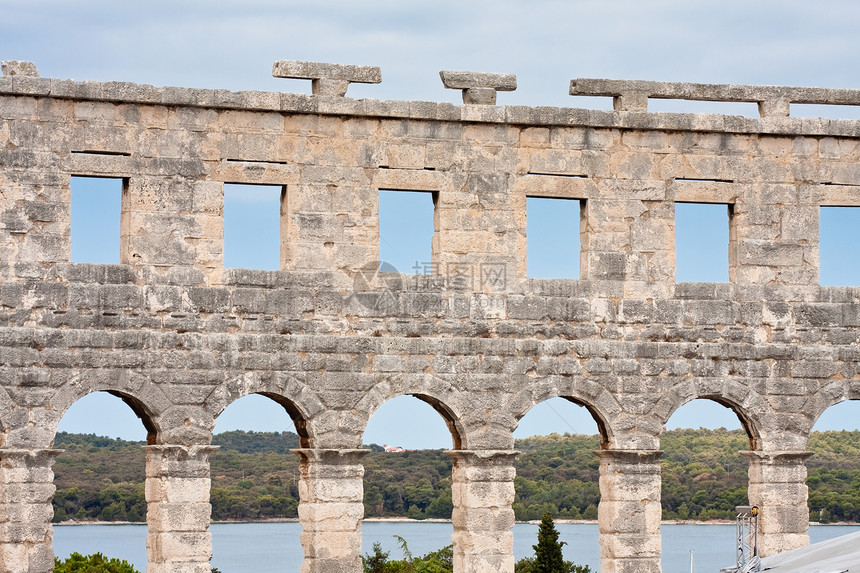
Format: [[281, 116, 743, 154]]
[[70, 176, 122, 264], [820, 206, 860, 286], [378, 189, 434, 273], [223, 183, 282, 271], [675, 202, 729, 282], [527, 197, 580, 279]]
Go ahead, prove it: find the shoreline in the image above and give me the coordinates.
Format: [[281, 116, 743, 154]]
[[53, 518, 859, 527]]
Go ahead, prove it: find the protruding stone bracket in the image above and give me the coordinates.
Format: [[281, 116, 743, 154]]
[[1, 61, 39, 77], [440, 70, 517, 105], [272, 60, 381, 97], [570, 78, 860, 117]]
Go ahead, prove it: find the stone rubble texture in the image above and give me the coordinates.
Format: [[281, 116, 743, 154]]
[[1, 59, 859, 572]]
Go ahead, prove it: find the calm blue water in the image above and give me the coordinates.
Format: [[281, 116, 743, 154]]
[[53, 522, 860, 572]]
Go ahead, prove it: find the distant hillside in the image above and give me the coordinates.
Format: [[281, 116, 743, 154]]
[[50, 429, 860, 523]]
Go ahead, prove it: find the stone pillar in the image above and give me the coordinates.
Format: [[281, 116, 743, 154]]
[[292, 449, 369, 573], [741, 450, 813, 557], [446, 450, 517, 573], [144, 445, 217, 573], [595, 449, 662, 573], [0, 449, 62, 573]]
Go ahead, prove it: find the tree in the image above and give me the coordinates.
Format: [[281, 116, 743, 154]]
[[54, 552, 139, 573], [363, 542, 392, 573], [534, 512, 566, 573], [515, 513, 592, 573]]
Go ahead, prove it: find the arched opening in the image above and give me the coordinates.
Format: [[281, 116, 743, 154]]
[[360, 394, 458, 565], [513, 396, 603, 572], [807, 400, 860, 541], [661, 398, 752, 572], [52, 391, 153, 570], [209, 392, 305, 572]]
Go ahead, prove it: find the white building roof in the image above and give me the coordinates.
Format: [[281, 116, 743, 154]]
[[759, 530, 860, 573]]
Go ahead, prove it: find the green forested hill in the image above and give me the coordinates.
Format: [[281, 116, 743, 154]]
[[50, 429, 860, 523]]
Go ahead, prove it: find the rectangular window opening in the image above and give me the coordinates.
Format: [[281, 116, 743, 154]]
[[820, 206, 860, 286], [790, 104, 860, 121], [675, 202, 730, 282], [223, 183, 284, 271], [526, 196, 582, 279], [567, 95, 615, 111], [378, 189, 436, 274], [70, 176, 125, 264], [648, 99, 759, 117]]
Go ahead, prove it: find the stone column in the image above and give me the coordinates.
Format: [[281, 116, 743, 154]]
[[144, 445, 217, 573], [595, 449, 662, 573], [741, 450, 813, 557], [0, 449, 62, 573], [446, 450, 518, 573], [292, 449, 369, 573]]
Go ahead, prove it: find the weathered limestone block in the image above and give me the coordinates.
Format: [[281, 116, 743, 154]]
[[1, 61, 39, 77], [440, 71, 517, 105], [741, 450, 813, 557], [272, 61, 381, 97], [595, 450, 662, 573], [0, 449, 61, 573], [144, 445, 217, 573], [292, 449, 369, 573], [446, 450, 517, 573]]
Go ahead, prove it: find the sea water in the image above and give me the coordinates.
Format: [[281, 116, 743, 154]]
[[53, 521, 860, 572]]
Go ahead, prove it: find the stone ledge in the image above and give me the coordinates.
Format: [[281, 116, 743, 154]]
[[2, 75, 860, 138], [570, 77, 860, 117]]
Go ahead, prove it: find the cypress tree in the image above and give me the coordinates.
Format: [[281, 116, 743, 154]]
[[534, 512, 566, 573]]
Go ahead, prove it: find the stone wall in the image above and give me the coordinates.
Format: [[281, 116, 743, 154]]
[[1, 60, 859, 572]]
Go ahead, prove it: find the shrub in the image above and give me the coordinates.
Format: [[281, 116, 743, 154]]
[[54, 552, 139, 573]]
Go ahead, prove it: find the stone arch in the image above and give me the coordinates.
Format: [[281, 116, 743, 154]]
[[203, 370, 325, 448], [506, 375, 621, 449], [653, 378, 765, 449], [46, 370, 170, 445], [807, 379, 859, 434], [355, 373, 467, 450]]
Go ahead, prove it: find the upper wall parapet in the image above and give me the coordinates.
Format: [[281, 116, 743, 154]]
[[2, 60, 860, 137], [570, 78, 860, 117]]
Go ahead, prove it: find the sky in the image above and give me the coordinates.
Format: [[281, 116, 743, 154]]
[[7, 0, 860, 445]]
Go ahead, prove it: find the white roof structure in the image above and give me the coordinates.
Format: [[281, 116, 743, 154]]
[[759, 531, 860, 573]]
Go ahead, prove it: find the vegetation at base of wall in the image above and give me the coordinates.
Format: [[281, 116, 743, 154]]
[[51, 429, 860, 523], [361, 515, 591, 573], [514, 513, 591, 573], [54, 552, 139, 573], [362, 538, 453, 572]]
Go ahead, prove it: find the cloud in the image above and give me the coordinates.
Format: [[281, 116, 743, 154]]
[[2, 0, 858, 106]]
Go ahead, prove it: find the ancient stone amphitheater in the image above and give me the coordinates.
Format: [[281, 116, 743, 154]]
[[1, 59, 859, 572]]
